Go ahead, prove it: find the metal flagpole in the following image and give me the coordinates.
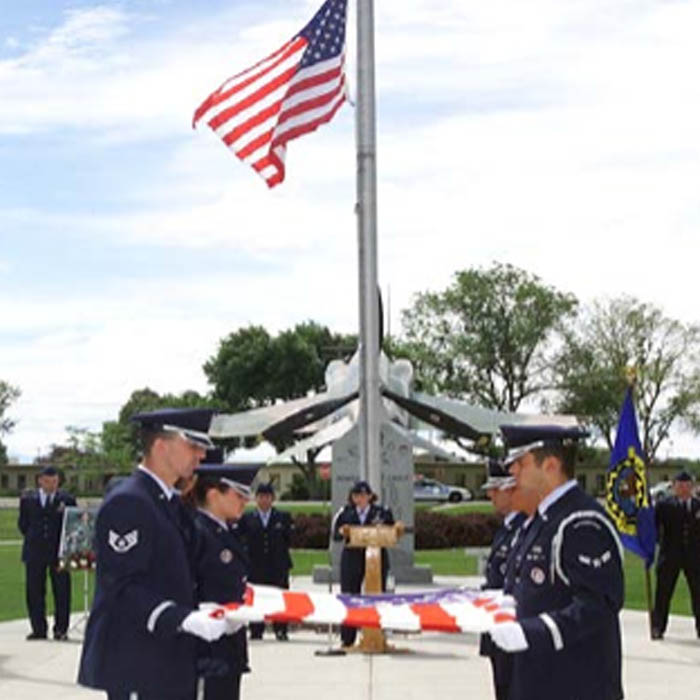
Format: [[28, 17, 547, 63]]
[[356, 0, 382, 492]]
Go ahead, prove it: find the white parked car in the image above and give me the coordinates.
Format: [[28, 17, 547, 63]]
[[413, 478, 472, 503]]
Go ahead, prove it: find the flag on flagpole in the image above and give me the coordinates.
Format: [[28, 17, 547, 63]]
[[192, 0, 349, 188], [605, 387, 657, 567]]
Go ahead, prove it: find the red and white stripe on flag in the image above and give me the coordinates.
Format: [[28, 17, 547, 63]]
[[192, 0, 348, 188], [218, 584, 516, 635]]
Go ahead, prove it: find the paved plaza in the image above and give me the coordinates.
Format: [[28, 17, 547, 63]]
[[1, 576, 699, 699]]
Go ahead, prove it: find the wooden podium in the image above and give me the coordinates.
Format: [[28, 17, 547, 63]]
[[340, 521, 405, 654]]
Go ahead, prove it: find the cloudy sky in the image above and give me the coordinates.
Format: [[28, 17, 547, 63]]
[[1, 0, 699, 462]]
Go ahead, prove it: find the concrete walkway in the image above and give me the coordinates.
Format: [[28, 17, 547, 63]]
[[1, 577, 699, 699]]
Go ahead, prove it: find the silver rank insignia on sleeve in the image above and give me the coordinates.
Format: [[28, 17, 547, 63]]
[[108, 529, 139, 553]]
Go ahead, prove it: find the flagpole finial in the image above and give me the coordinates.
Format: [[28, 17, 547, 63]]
[[625, 366, 637, 386]]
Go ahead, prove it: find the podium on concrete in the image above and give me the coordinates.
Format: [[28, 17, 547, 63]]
[[340, 521, 405, 654]]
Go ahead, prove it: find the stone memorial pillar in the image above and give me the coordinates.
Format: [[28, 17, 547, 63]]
[[312, 422, 432, 584]]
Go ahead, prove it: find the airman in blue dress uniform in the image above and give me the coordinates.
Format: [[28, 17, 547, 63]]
[[332, 480, 394, 648], [479, 459, 525, 700], [18, 465, 77, 640], [651, 469, 700, 639], [78, 408, 238, 700], [237, 482, 294, 641], [186, 459, 258, 700], [491, 425, 625, 700]]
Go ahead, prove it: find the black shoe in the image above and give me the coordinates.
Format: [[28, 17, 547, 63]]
[[250, 634, 263, 640], [54, 631, 68, 641], [275, 631, 289, 641], [26, 632, 47, 641], [651, 629, 664, 640]]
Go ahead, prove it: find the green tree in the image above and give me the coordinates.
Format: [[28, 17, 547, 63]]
[[204, 321, 356, 492], [395, 263, 578, 411], [0, 380, 21, 465], [554, 296, 700, 461]]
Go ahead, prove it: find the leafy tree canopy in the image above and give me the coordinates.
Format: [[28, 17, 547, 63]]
[[0, 379, 20, 466], [393, 262, 578, 411], [554, 296, 700, 462], [204, 321, 356, 411]]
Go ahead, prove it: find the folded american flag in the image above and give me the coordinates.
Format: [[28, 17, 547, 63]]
[[215, 584, 515, 634]]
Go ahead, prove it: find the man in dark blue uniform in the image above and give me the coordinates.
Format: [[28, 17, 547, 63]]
[[479, 459, 525, 700], [332, 480, 394, 648], [187, 460, 259, 700], [491, 425, 625, 700], [78, 408, 239, 700], [18, 465, 76, 640], [238, 482, 294, 641], [651, 470, 700, 639]]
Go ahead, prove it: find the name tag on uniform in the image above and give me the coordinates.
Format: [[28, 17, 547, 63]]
[[108, 529, 139, 553]]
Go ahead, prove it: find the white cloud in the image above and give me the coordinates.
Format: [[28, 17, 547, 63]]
[[3, 0, 700, 459]]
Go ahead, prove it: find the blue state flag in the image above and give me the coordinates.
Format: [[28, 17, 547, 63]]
[[605, 387, 657, 568]]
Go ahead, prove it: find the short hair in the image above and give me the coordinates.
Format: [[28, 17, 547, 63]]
[[183, 475, 229, 508], [532, 444, 577, 479], [140, 429, 176, 457]]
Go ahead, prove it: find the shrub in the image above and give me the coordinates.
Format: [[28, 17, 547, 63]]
[[289, 511, 502, 549]]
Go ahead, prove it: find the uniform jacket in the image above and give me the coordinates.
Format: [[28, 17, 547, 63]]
[[237, 508, 293, 586], [479, 511, 526, 658], [78, 470, 197, 696], [192, 510, 250, 678], [18, 488, 77, 564], [504, 485, 624, 700], [655, 496, 700, 566], [332, 503, 394, 580]]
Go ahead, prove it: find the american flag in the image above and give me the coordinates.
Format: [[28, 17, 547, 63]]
[[192, 0, 348, 188], [213, 584, 516, 635]]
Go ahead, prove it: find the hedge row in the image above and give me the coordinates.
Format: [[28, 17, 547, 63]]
[[290, 511, 502, 549]]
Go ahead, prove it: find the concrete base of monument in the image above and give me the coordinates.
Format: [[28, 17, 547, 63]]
[[312, 563, 433, 584]]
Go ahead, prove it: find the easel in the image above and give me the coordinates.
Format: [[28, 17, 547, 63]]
[[341, 521, 405, 654], [68, 566, 92, 635]]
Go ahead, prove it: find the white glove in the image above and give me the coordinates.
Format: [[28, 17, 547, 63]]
[[490, 621, 529, 652], [180, 610, 228, 642], [481, 589, 517, 610], [225, 618, 245, 635]]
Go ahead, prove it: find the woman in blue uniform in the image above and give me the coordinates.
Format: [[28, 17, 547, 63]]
[[185, 461, 259, 700], [332, 480, 394, 647]]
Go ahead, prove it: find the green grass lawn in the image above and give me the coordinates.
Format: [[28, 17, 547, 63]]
[[0, 507, 20, 540]]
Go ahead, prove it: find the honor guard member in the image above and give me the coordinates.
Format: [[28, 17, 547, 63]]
[[651, 470, 700, 639], [238, 482, 294, 641], [18, 465, 76, 640], [491, 425, 624, 700], [479, 459, 525, 700], [332, 480, 394, 648], [186, 459, 257, 700], [78, 408, 238, 700]]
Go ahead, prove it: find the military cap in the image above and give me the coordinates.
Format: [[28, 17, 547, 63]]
[[482, 458, 516, 491], [255, 482, 275, 495], [194, 462, 260, 499], [130, 407, 215, 449], [38, 465, 58, 477], [500, 424, 588, 465], [350, 480, 373, 495], [673, 470, 693, 482]]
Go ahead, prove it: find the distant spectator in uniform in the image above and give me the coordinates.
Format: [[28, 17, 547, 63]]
[[491, 424, 625, 700], [78, 408, 241, 700], [186, 460, 259, 700], [651, 470, 700, 640], [332, 480, 394, 648], [479, 459, 525, 700], [18, 465, 76, 641], [238, 482, 294, 641]]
